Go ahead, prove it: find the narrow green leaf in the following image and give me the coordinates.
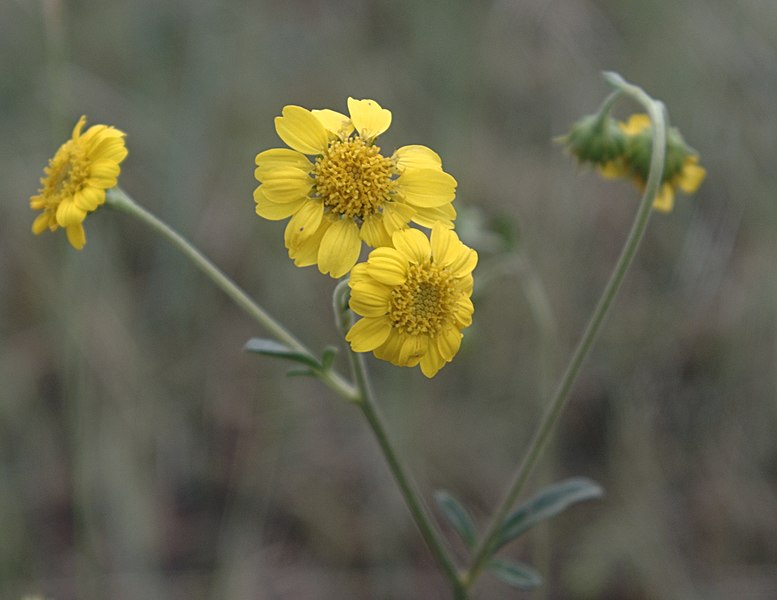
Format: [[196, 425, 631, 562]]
[[495, 477, 603, 551], [487, 557, 543, 590], [285, 368, 317, 378], [244, 338, 322, 369], [434, 489, 477, 549], [320, 346, 338, 371]]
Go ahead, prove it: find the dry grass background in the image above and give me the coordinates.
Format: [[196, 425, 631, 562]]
[[1, 0, 776, 598]]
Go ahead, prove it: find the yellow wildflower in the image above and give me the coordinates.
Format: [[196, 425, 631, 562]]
[[346, 224, 477, 378], [254, 98, 458, 278], [604, 114, 706, 212], [30, 116, 128, 249]]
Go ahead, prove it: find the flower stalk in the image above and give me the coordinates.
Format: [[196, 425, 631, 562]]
[[461, 74, 669, 589], [345, 346, 467, 597], [105, 187, 358, 401]]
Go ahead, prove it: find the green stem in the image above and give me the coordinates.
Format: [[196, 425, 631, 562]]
[[462, 74, 668, 588], [344, 344, 466, 597], [105, 187, 358, 401]]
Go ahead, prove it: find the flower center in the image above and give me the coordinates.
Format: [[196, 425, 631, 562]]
[[42, 141, 89, 204], [312, 137, 396, 221], [389, 263, 457, 336]]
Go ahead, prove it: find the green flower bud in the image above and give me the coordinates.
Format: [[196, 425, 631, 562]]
[[560, 114, 627, 167]]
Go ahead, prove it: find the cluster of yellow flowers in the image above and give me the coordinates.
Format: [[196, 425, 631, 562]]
[[563, 112, 706, 212], [30, 100, 478, 378], [253, 98, 477, 377]]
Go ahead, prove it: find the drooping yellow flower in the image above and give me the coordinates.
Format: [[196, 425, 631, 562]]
[[601, 114, 706, 213], [254, 98, 458, 278], [346, 223, 477, 378], [30, 116, 128, 249]]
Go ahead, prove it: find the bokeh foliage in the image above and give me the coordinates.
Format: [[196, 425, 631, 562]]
[[1, 0, 776, 598]]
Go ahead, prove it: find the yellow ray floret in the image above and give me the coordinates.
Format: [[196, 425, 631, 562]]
[[30, 116, 128, 249], [346, 224, 477, 378], [618, 114, 706, 213], [254, 98, 458, 278]]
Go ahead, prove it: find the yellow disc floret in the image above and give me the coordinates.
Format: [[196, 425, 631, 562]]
[[313, 137, 396, 221], [389, 263, 456, 336]]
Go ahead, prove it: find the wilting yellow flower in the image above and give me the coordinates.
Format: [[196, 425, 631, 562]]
[[30, 116, 127, 249], [346, 224, 477, 378], [254, 98, 458, 278], [601, 114, 706, 213]]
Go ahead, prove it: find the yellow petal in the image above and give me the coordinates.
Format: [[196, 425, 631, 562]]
[[381, 201, 415, 233], [433, 224, 477, 276], [56, 200, 86, 227], [410, 202, 456, 228], [454, 296, 474, 328], [254, 187, 307, 220], [436, 326, 462, 362], [254, 149, 312, 181], [359, 213, 393, 247], [88, 137, 128, 164], [87, 161, 121, 188], [619, 113, 651, 135], [312, 109, 354, 137], [74, 187, 104, 212], [71, 115, 87, 140], [349, 284, 391, 317], [599, 160, 629, 180], [391, 228, 431, 264], [398, 335, 425, 367], [317, 218, 362, 278], [32, 212, 52, 235], [348, 262, 370, 286], [30, 194, 45, 210], [420, 342, 445, 378], [284, 200, 323, 246], [430, 223, 461, 267], [652, 183, 675, 213], [347, 98, 392, 140], [393, 145, 442, 171], [677, 160, 706, 194], [288, 217, 330, 267], [346, 316, 392, 352], [260, 172, 313, 203], [374, 331, 405, 365], [274, 105, 331, 155], [366, 247, 408, 285], [66, 223, 86, 249], [397, 169, 457, 208]]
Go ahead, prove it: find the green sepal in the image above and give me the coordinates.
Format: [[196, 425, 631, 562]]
[[434, 490, 477, 549], [486, 557, 543, 590], [494, 477, 603, 551], [561, 113, 627, 167], [244, 338, 322, 370]]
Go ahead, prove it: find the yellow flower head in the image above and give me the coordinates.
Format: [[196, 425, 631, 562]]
[[30, 116, 128, 249], [346, 223, 477, 378], [254, 98, 458, 278], [607, 113, 706, 213]]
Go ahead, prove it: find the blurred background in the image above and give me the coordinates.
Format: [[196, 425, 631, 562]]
[[2, 0, 776, 598]]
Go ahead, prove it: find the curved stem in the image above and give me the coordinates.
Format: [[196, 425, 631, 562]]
[[345, 346, 466, 597], [462, 75, 668, 588], [105, 187, 357, 401]]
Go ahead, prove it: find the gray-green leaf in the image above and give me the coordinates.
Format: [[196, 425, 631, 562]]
[[487, 557, 543, 589], [495, 477, 603, 551], [244, 338, 322, 370], [434, 489, 477, 549]]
